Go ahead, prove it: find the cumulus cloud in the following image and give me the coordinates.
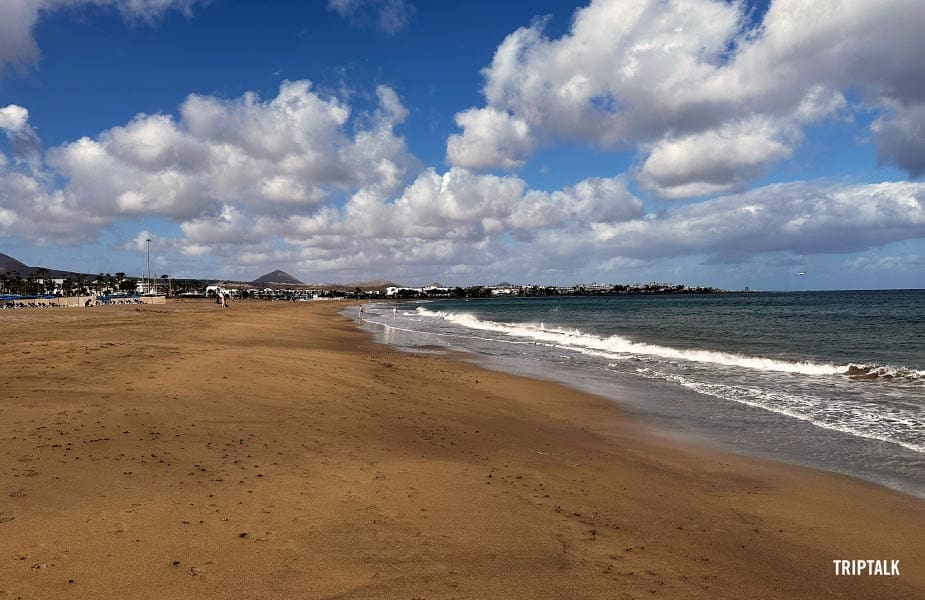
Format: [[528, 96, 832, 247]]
[[0, 105, 88, 243], [280, 170, 641, 246], [589, 181, 925, 260], [5, 89, 923, 281], [179, 205, 266, 246], [0, 172, 107, 245], [327, 0, 415, 34], [450, 0, 925, 193], [173, 168, 924, 283], [638, 116, 798, 198], [167, 169, 645, 281], [42, 80, 414, 224], [0, 0, 206, 71], [0, 82, 416, 247], [5, 79, 921, 282], [446, 108, 534, 170], [0, 105, 30, 133], [123, 230, 154, 252], [0, 104, 42, 165]]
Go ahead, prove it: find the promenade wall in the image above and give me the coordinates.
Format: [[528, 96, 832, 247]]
[[6, 295, 167, 308]]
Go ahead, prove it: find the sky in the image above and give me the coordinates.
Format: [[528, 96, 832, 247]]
[[0, 0, 923, 290]]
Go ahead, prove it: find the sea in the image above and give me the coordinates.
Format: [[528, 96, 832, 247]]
[[350, 290, 924, 498]]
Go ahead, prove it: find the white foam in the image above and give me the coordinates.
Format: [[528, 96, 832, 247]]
[[640, 370, 925, 453], [415, 308, 849, 376]]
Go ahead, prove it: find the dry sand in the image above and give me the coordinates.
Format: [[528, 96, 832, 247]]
[[0, 300, 922, 599]]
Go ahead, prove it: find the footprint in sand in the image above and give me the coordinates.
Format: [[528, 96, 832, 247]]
[[187, 560, 215, 576]]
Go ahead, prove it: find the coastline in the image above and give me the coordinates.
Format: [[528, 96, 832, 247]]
[[356, 295, 925, 499], [1, 300, 921, 599]]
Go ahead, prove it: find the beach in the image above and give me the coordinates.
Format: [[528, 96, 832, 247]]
[[1, 300, 922, 599]]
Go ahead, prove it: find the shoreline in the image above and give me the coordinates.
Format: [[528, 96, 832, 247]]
[[355, 297, 925, 500], [1, 300, 922, 599]]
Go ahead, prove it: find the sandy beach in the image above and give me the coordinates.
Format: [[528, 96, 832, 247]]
[[0, 300, 921, 599]]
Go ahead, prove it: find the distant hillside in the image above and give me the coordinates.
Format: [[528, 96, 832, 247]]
[[0, 251, 80, 278], [0, 252, 31, 275], [252, 269, 304, 286]]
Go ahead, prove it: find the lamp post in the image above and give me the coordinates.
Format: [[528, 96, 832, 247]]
[[146, 238, 152, 294]]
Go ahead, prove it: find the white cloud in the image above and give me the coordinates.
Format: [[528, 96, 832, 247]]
[[0, 104, 42, 166], [589, 181, 925, 260], [638, 116, 797, 198], [0, 105, 98, 243], [41, 80, 414, 223], [180, 204, 266, 245], [0, 105, 30, 133], [0, 170, 105, 244], [446, 108, 534, 170], [450, 0, 925, 192], [327, 0, 415, 34], [0, 205, 17, 229], [0, 0, 206, 71], [6, 84, 922, 282], [281, 169, 642, 247], [167, 171, 925, 284], [1, 82, 415, 249], [162, 168, 646, 281]]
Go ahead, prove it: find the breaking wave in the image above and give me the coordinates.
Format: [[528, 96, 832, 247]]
[[632, 369, 925, 453], [414, 308, 923, 382]]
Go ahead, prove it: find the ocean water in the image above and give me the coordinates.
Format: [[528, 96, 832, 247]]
[[353, 291, 924, 497]]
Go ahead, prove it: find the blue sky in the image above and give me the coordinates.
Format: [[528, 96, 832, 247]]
[[0, 0, 923, 289]]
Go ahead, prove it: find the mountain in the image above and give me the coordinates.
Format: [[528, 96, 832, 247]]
[[252, 269, 304, 286], [0, 252, 31, 275], [0, 252, 79, 278]]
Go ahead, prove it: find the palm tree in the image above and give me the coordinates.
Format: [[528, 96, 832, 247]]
[[12, 271, 24, 295], [34, 267, 50, 295], [26, 271, 39, 295]]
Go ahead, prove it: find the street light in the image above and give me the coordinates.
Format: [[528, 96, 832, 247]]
[[146, 238, 152, 294]]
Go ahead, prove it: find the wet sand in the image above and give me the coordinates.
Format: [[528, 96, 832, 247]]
[[0, 300, 922, 599]]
